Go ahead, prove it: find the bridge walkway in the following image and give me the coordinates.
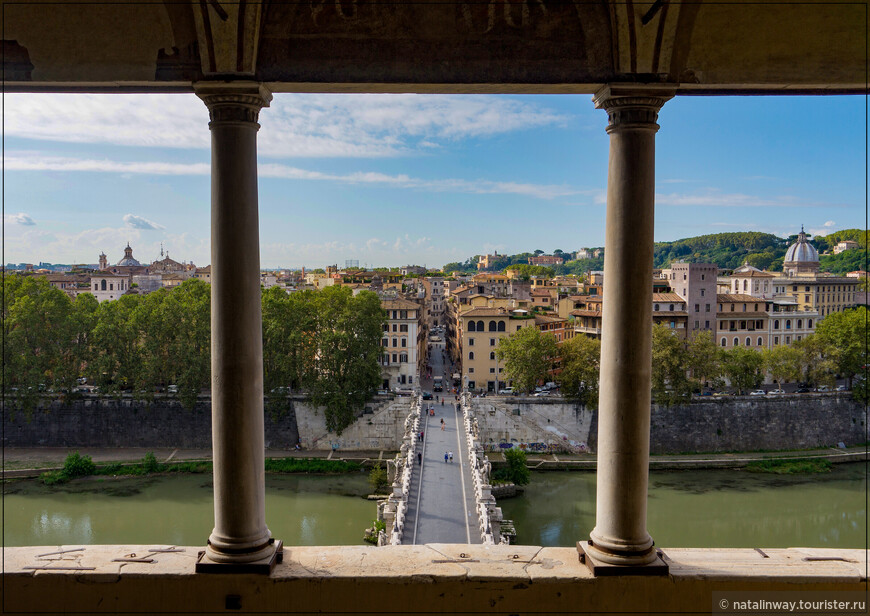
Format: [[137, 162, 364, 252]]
[[403, 341, 479, 544]]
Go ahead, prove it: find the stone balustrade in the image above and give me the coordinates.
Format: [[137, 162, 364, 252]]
[[378, 395, 421, 546], [460, 393, 504, 545]]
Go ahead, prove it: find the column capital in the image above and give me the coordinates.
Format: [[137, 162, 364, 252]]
[[194, 81, 272, 125], [593, 85, 675, 133]]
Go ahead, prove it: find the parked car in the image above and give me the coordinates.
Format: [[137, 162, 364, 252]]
[[796, 387, 811, 393], [815, 385, 830, 392], [167, 384, 178, 394], [422, 391, 433, 400], [836, 385, 848, 391], [498, 387, 514, 395], [767, 389, 785, 395], [533, 391, 549, 397], [544, 382, 558, 390], [749, 390, 766, 396]]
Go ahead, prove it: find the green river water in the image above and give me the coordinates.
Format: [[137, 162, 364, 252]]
[[3, 464, 866, 548]]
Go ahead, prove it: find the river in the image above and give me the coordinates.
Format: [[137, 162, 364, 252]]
[[3, 465, 865, 548]]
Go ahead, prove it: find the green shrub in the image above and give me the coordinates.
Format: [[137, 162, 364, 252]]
[[62, 452, 95, 478], [40, 470, 68, 485], [143, 452, 160, 473], [493, 448, 530, 486], [363, 519, 386, 545], [367, 462, 389, 494], [745, 458, 832, 474], [264, 457, 361, 474]]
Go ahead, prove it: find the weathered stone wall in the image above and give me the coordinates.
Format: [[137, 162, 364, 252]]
[[4, 393, 866, 454], [648, 394, 867, 454]]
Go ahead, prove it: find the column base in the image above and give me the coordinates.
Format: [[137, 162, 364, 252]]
[[577, 541, 668, 577], [196, 539, 283, 574]]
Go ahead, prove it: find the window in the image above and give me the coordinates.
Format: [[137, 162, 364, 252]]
[[392, 310, 398, 319], [786, 320, 791, 329], [701, 274, 706, 281], [705, 321, 710, 329], [797, 319, 802, 329], [477, 320, 484, 331], [468, 352, 474, 360], [743, 280, 748, 291], [654, 304, 659, 312], [774, 336, 779, 345], [490, 338, 496, 346], [742, 304, 747, 312], [468, 338, 474, 346], [497, 321, 505, 332], [734, 337, 739, 346], [392, 353, 397, 363], [746, 337, 751, 346], [730, 304, 735, 312], [490, 368, 495, 373], [774, 320, 779, 329], [490, 352, 495, 360], [695, 304, 700, 312], [383, 323, 389, 332], [382, 338, 388, 347], [694, 320, 699, 330], [101, 280, 107, 291], [669, 304, 674, 311], [400, 354, 408, 363], [488, 320, 497, 332], [401, 338, 407, 347], [392, 338, 398, 347], [392, 324, 398, 332], [808, 319, 813, 328], [705, 304, 710, 312], [719, 321, 726, 330], [400, 324, 408, 332], [721, 338, 726, 347], [468, 321, 476, 332], [700, 288, 705, 297], [785, 336, 791, 344], [400, 310, 407, 319], [757, 337, 763, 346]]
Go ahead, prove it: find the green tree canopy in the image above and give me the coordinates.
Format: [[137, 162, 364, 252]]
[[557, 335, 600, 408], [719, 346, 764, 394], [495, 326, 558, 394], [651, 324, 692, 405]]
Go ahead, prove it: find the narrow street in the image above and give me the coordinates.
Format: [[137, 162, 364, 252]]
[[403, 337, 479, 544]]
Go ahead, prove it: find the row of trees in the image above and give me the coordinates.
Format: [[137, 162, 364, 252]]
[[4, 276, 385, 433], [493, 306, 868, 407]]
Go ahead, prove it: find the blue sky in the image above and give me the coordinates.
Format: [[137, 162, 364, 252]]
[[3, 93, 865, 269]]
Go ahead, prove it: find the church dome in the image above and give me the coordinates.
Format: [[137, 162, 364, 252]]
[[784, 228, 819, 264], [117, 243, 141, 267]]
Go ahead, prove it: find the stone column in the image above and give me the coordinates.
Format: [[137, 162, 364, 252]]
[[585, 86, 672, 568], [195, 82, 276, 565]]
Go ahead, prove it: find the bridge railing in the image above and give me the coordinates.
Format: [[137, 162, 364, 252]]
[[460, 392, 503, 545], [380, 394, 420, 546]]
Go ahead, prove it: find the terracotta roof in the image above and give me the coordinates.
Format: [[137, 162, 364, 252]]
[[461, 308, 511, 317], [717, 294, 763, 302], [534, 315, 566, 324], [381, 299, 422, 309], [652, 293, 685, 302], [570, 309, 602, 317]]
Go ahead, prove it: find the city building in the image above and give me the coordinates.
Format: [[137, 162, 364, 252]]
[[380, 298, 425, 391], [528, 254, 564, 266], [89, 271, 131, 303], [458, 307, 528, 392], [662, 262, 718, 336]]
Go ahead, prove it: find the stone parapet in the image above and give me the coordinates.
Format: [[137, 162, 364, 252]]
[[3, 544, 865, 614]]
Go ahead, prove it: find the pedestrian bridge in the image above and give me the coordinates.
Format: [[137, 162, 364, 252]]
[[375, 393, 507, 546]]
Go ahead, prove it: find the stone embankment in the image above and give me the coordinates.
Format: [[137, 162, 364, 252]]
[[4, 392, 865, 456]]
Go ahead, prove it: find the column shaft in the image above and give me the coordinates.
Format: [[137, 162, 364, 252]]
[[587, 87, 672, 567], [196, 83, 274, 564]]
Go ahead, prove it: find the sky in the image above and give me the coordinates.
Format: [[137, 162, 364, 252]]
[[2, 93, 866, 269]]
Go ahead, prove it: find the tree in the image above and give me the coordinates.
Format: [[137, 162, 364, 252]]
[[685, 331, 719, 390], [90, 293, 144, 395], [493, 448, 530, 485], [306, 287, 386, 434], [719, 346, 764, 394], [812, 306, 868, 387], [262, 287, 317, 413], [558, 335, 600, 408], [495, 326, 558, 394], [762, 344, 803, 385], [651, 324, 691, 405], [792, 335, 837, 389]]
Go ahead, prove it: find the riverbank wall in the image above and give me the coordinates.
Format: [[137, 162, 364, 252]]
[[3, 393, 866, 454]]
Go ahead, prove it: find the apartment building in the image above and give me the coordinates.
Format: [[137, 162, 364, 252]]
[[662, 262, 718, 336], [380, 298, 425, 390], [458, 307, 528, 392]]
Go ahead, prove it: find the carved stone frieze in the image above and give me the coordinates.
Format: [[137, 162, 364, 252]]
[[194, 82, 272, 127]]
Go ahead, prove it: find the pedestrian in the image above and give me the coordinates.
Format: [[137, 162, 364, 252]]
[[417, 452, 422, 465], [449, 451, 453, 463], [444, 452, 448, 463]]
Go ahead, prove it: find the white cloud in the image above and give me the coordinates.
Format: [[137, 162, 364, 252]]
[[123, 214, 165, 230], [4, 212, 35, 225], [4, 93, 565, 159], [6, 152, 581, 200], [655, 189, 840, 209]]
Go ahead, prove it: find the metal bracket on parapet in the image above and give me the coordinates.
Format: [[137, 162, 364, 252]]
[[577, 541, 669, 576], [195, 539, 283, 574]]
